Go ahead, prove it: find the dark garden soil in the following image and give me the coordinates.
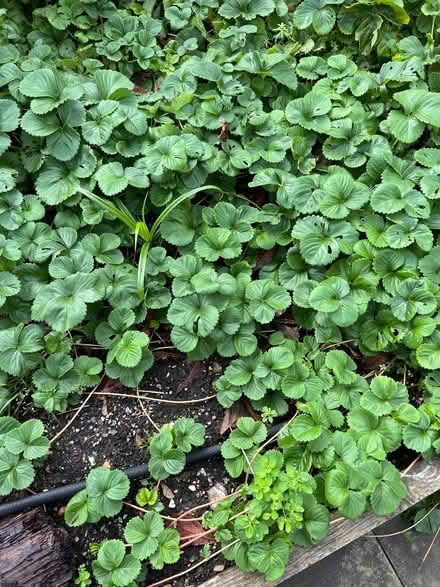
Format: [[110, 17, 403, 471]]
[[6, 357, 242, 587], [0, 343, 424, 586]]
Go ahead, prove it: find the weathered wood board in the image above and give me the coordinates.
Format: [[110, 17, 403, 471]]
[[0, 507, 73, 586], [199, 457, 440, 587]]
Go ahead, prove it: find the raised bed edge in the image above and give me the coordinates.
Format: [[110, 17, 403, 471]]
[[199, 457, 440, 587]]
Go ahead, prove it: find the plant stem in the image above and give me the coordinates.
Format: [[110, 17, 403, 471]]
[[180, 508, 248, 549], [94, 391, 217, 404], [368, 503, 439, 538], [146, 539, 240, 587], [172, 490, 241, 525], [122, 501, 203, 522], [50, 376, 104, 444], [419, 526, 440, 569]]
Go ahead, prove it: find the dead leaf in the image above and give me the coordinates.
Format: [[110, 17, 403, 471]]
[[217, 120, 229, 141], [359, 353, 392, 371], [133, 84, 148, 94], [255, 249, 274, 270], [208, 483, 227, 508], [281, 324, 300, 340], [220, 399, 260, 435], [176, 361, 202, 394], [135, 430, 144, 448], [101, 395, 108, 417], [161, 483, 174, 500], [102, 378, 120, 393], [176, 519, 215, 546], [154, 350, 183, 361]]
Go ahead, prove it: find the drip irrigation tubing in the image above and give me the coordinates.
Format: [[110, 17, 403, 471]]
[[0, 422, 283, 518]]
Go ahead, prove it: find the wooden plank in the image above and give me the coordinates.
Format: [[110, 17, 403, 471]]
[[199, 457, 440, 587], [0, 508, 73, 586]]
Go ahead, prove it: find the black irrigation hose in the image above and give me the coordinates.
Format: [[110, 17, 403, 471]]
[[0, 422, 284, 519]]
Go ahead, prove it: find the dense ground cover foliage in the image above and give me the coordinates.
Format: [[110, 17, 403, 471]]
[[2, 0, 440, 584]]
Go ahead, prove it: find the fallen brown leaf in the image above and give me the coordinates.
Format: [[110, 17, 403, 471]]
[[176, 519, 215, 546], [176, 361, 202, 394], [359, 353, 392, 371], [220, 398, 260, 435], [281, 324, 300, 340], [208, 482, 227, 508], [102, 378, 120, 393], [101, 395, 108, 417], [154, 350, 183, 361], [161, 483, 174, 500], [255, 249, 274, 270], [135, 430, 145, 448]]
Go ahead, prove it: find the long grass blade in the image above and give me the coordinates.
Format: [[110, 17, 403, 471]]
[[78, 188, 138, 232], [149, 185, 222, 239], [137, 241, 150, 299]]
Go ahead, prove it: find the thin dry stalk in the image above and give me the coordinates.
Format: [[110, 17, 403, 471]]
[[419, 527, 440, 569], [245, 412, 298, 484], [95, 391, 216, 404], [146, 539, 240, 587], [172, 490, 241, 525], [136, 388, 160, 432], [366, 504, 438, 538], [122, 501, 202, 523], [50, 376, 104, 444], [401, 454, 422, 476]]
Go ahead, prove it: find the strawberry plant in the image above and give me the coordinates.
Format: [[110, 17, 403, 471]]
[[3, 0, 440, 583], [0, 417, 49, 495]]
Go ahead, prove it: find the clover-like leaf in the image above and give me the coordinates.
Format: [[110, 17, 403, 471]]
[[0, 323, 44, 376], [195, 228, 242, 261], [360, 376, 408, 416], [4, 419, 49, 460], [219, 0, 275, 20], [325, 350, 357, 384], [286, 92, 332, 133], [107, 331, 150, 368], [32, 273, 103, 332], [124, 512, 164, 560], [20, 68, 83, 114], [87, 467, 130, 518], [319, 173, 369, 219], [292, 215, 358, 265], [417, 331, 440, 369], [390, 279, 436, 322], [248, 538, 290, 582], [245, 280, 290, 324], [93, 539, 141, 586], [148, 432, 186, 480], [325, 468, 366, 519], [229, 417, 267, 449], [309, 277, 359, 327], [149, 528, 180, 570], [0, 449, 35, 496], [174, 418, 205, 453], [294, 0, 337, 35]]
